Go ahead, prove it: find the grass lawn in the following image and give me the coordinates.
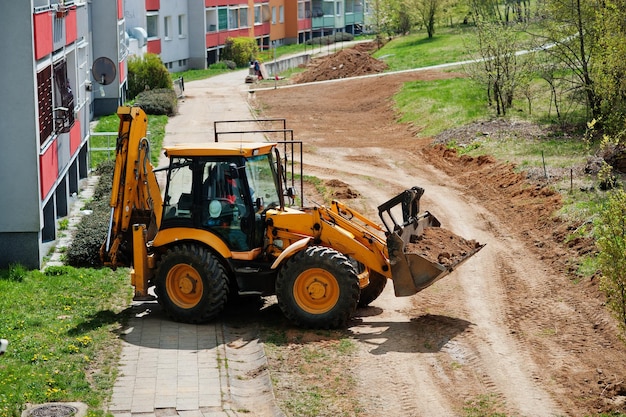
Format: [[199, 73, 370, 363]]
[[0, 265, 132, 417]]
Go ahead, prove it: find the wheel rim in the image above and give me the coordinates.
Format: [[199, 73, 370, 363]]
[[293, 268, 340, 314], [166, 264, 204, 309]]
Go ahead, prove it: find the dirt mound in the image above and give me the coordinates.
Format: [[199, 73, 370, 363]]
[[325, 179, 360, 199], [293, 46, 388, 84], [407, 227, 483, 266]]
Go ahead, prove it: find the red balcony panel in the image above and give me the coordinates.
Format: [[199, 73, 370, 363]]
[[118, 0, 124, 19], [119, 60, 126, 83], [208, 32, 228, 48], [69, 119, 81, 155], [40, 140, 59, 199], [33, 12, 53, 60], [254, 22, 270, 37], [147, 38, 161, 54], [298, 19, 311, 30], [205, 0, 238, 5], [65, 8, 77, 45], [146, 0, 160, 11]]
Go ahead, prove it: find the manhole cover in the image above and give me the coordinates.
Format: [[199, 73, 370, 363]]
[[27, 404, 78, 417]]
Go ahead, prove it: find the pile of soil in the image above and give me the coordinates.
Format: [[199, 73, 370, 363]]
[[406, 227, 483, 266], [293, 46, 388, 84]]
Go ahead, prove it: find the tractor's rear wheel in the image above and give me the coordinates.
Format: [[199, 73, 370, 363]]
[[358, 270, 387, 307], [276, 246, 360, 329], [155, 244, 229, 324]]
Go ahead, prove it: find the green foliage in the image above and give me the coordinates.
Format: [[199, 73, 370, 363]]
[[0, 266, 131, 417], [0, 264, 28, 283], [127, 53, 173, 100], [595, 188, 626, 328], [66, 163, 115, 267], [135, 88, 177, 116], [221, 37, 259, 68], [171, 64, 231, 83]]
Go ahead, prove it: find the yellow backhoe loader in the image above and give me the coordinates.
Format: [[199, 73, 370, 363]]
[[101, 106, 483, 328]]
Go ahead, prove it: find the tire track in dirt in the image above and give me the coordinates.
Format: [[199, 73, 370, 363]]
[[302, 147, 563, 416]]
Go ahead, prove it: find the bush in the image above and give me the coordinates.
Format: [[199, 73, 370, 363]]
[[209, 62, 230, 70], [127, 53, 173, 100], [66, 162, 115, 267], [135, 88, 177, 115], [595, 188, 626, 328], [221, 37, 259, 67]]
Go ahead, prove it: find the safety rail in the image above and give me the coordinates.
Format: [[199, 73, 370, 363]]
[[213, 119, 306, 207]]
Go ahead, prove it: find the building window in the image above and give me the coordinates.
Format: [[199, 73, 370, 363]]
[[229, 8, 239, 29], [336, 1, 342, 15], [239, 7, 248, 28], [37, 66, 53, 144], [164, 16, 171, 40], [254, 5, 261, 24], [53, 60, 75, 134], [206, 8, 217, 32], [279, 6, 284, 23], [147, 14, 158, 37], [298, 1, 311, 18], [178, 14, 186, 37], [262, 4, 271, 23], [271, 6, 276, 24]]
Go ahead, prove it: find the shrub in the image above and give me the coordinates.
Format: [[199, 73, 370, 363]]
[[135, 88, 177, 115], [209, 62, 230, 70], [221, 37, 259, 67], [595, 188, 626, 328], [127, 53, 173, 100], [66, 163, 115, 267]]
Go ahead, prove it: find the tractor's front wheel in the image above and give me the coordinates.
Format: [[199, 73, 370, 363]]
[[155, 244, 229, 324], [276, 246, 360, 328], [358, 270, 387, 308]]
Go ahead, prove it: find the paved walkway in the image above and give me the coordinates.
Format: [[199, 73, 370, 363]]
[[107, 69, 285, 417]]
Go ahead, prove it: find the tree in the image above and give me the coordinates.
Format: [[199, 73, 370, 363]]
[[532, 0, 601, 120], [593, 0, 626, 136], [466, 3, 534, 116], [416, 0, 440, 38]]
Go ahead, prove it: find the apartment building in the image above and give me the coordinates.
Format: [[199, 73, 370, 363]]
[[124, 0, 365, 70], [0, 1, 127, 269]]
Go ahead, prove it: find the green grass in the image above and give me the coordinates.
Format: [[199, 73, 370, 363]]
[[0, 265, 132, 417], [171, 67, 231, 83], [374, 27, 477, 71], [90, 113, 168, 168], [394, 76, 490, 137]]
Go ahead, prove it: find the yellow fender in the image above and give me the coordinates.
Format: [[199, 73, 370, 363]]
[[152, 227, 232, 260], [270, 237, 312, 269]]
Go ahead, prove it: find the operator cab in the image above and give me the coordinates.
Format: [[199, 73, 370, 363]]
[[161, 147, 281, 252]]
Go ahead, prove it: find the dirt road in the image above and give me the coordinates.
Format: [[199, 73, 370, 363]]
[[250, 68, 626, 416]]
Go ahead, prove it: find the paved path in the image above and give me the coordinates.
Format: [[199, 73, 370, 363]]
[[108, 69, 285, 417]]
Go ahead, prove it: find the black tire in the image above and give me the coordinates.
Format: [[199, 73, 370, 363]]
[[357, 270, 387, 307], [276, 246, 360, 329], [155, 243, 229, 324]]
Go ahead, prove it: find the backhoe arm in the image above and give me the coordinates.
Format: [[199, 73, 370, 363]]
[[100, 106, 163, 268]]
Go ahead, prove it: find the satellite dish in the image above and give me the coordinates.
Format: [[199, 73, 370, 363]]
[[92, 57, 116, 85]]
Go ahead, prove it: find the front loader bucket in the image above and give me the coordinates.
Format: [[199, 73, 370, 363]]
[[379, 191, 484, 296]]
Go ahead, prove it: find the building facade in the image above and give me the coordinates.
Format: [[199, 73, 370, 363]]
[[124, 0, 365, 70], [0, 0, 127, 269]]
